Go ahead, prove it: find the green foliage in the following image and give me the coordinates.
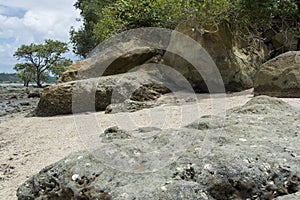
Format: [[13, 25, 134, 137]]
[[14, 64, 35, 86], [233, 0, 299, 37], [71, 0, 300, 56], [70, 0, 114, 57], [93, 0, 183, 41], [14, 39, 72, 87], [182, 0, 233, 31], [93, 0, 234, 41]]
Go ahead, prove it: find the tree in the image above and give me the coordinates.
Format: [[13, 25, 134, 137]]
[[233, 0, 298, 35], [70, 0, 114, 58], [13, 39, 72, 87], [93, 0, 183, 41], [71, 0, 235, 46], [16, 67, 34, 87], [71, 0, 300, 57]]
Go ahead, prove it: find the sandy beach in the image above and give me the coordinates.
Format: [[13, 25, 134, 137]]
[[1, 89, 299, 199]]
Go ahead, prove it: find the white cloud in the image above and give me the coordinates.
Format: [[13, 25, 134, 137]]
[[0, 0, 82, 73]]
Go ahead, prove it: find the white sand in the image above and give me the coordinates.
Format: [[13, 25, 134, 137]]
[[0, 89, 299, 199]]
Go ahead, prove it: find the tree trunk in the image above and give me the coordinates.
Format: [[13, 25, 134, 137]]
[[23, 80, 29, 87], [36, 70, 42, 88]]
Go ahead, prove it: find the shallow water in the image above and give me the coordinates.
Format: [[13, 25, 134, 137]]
[[0, 83, 25, 87]]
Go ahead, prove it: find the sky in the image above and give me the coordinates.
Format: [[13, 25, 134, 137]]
[[0, 0, 83, 73]]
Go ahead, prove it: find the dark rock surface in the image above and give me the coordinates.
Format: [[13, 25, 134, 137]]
[[17, 96, 300, 199], [0, 86, 41, 122], [254, 51, 300, 97]]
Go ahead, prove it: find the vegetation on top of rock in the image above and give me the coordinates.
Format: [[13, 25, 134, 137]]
[[70, 0, 300, 58], [13, 39, 73, 87], [69, 0, 114, 58]]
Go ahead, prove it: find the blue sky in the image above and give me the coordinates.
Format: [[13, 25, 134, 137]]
[[0, 0, 82, 73]]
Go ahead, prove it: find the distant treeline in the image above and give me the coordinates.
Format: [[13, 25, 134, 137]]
[[0, 73, 56, 83], [0, 73, 21, 82]]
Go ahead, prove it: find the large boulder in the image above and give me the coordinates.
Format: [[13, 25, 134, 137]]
[[36, 68, 169, 117], [254, 51, 300, 97], [163, 23, 268, 92], [17, 96, 300, 199], [57, 47, 164, 83], [57, 28, 170, 83], [58, 27, 266, 92]]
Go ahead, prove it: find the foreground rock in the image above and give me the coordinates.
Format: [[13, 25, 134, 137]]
[[18, 96, 300, 199], [36, 68, 169, 116], [254, 51, 300, 97]]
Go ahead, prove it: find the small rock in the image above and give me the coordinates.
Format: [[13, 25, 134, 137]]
[[20, 102, 30, 106], [28, 90, 40, 98], [239, 138, 247, 142], [161, 186, 167, 192], [71, 174, 80, 181]]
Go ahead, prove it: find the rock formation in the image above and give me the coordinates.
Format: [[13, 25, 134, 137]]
[[0, 86, 40, 121], [58, 27, 266, 92], [57, 28, 170, 83], [17, 96, 300, 199], [36, 68, 170, 116], [254, 51, 300, 97], [164, 24, 267, 92], [37, 27, 269, 116]]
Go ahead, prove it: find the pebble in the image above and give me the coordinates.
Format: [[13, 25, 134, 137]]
[[291, 153, 300, 158], [203, 163, 213, 172], [72, 174, 80, 181], [161, 186, 167, 192], [199, 192, 208, 200]]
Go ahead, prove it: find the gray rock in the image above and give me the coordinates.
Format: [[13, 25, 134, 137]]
[[20, 102, 30, 106], [27, 88, 41, 98], [105, 99, 157, 114], [0, 86, 40, 122], [36, 69, 169, 116], [57, 28, 170, 83], [274, 191, 300, 200], [254, 51, 300, 97], [17, 96, 300, 199], [58, 27, 265, 93], [100, 126, 131, 141]]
